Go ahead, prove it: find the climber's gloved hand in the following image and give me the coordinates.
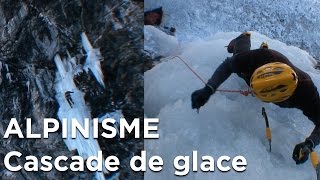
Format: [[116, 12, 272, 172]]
[[292, 139, 314, 164], [191, 85, 215, 110]]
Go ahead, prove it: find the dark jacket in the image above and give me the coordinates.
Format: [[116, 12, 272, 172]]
[[207, 48, 320, 146], [144, 7, 163, 26]]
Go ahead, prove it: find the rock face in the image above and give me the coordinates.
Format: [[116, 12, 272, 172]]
[[0, 0, 143, 179]]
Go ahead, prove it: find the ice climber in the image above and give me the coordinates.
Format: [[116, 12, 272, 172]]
[[144, 7, 163, 26], [65, 91, 75, 108], [144, 7, 176, 36], [191, 32, 320, 165]]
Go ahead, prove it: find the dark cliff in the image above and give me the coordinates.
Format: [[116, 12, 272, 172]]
[[0, 0, 144, 179]]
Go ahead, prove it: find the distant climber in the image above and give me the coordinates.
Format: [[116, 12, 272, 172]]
[[144, 7, 163, 26], [65, 91, 74, 108], [191, 32, 320, 165], [144, 7, 176, 36]]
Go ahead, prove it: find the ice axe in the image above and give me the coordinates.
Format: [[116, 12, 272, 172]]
[[310, 151, 320, 180], [262, 107, 272, 152]]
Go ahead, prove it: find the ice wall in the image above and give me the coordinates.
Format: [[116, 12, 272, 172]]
[[144, 29, 320, 180]]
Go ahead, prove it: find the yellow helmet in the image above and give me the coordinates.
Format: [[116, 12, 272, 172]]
[[250, 62, 298, 103]]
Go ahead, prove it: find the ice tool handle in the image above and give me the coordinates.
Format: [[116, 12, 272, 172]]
[[310, 151, 320, 180], [262, 107, 272, 152]]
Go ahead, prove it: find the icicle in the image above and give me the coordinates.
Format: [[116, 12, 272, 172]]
[[5, 64, 9, 72], [66, 49, 83, 76], [81, 32, 93, 52], [19, 3, 28, 19], [67, 51, 76, 68], [81, 32, 106, 88], [4, 64, 12, 83], [66, 49, 72, 60], [6, 73, 12, 83], [84, 49, 105, 88], [12, 97, 18, 109], [0, 61, 2, 74], [66, 59, 73, 73], [39, 12, 53, 26], [54, 54, 66, 79], [35, 77, 45, 98], [26, 80, 30, 93]]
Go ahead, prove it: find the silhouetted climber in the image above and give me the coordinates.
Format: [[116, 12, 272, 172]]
[[65, 91, 74, 108]]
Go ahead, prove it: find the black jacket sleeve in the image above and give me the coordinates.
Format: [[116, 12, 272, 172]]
[[304, 92, 320, 147], [207, 57, 234, 89], [307, 126, 320, 147], [296, 74, 320, 147]]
